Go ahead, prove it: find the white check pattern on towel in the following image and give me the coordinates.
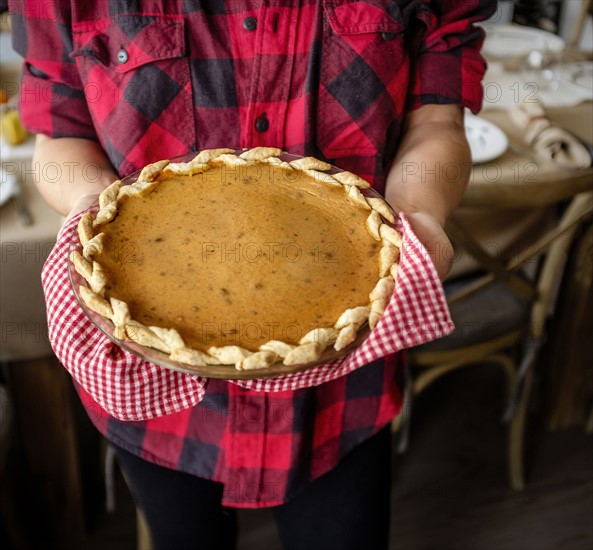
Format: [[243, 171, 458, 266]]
[[42, 212, 453, 421]]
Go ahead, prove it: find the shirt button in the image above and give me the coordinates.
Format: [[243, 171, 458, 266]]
[[381, 32, 397, 41], [117, 48, 129, 64], [243, 17, 257, 31], [255, 114, 269, 133]]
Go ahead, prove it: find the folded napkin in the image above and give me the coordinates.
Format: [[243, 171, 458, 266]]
[[509, 101, 592, 169], [42, 212, 453, 421]]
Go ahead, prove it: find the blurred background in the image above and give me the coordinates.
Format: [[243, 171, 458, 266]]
[[1, 1, 592, 549]]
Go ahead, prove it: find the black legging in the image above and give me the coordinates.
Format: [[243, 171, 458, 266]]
[[112, 426, 392, 550]]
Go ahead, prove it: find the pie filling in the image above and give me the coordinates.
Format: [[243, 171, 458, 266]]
[[72, 148, 401, 370], [98, 163, 381, 351]]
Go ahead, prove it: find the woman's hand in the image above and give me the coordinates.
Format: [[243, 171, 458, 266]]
[[65, 192, 101, 221], [404, 211, 454, 281]]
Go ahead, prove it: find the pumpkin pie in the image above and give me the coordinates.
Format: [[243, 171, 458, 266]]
[[70, 148, 401, 371]]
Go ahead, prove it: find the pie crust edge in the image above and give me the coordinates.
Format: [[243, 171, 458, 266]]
[[71, 147, 402, 371]]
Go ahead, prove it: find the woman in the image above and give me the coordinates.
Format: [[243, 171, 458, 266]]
[[10, 1, 495, 548]]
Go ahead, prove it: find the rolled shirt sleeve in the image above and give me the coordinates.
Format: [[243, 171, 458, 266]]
[[9, 0, 97, 139], [408, 0, 497, 114]]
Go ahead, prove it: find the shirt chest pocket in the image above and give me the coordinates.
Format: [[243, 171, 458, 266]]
[[71, 15, 195, 175], [317, 0, 411, 163]]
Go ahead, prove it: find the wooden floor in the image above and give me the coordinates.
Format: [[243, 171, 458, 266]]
[[84, 364, 593, 550]]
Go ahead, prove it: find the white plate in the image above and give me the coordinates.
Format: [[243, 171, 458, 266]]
[[464, 114, 508, 164], [0, 168, 18, 206], [481, 24, 565, 59]]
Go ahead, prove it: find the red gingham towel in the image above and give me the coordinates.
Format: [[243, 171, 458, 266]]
[[42, 212, 454, 421]]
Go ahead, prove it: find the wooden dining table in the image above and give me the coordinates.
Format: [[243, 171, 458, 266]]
[[464, 103, 593, 208]]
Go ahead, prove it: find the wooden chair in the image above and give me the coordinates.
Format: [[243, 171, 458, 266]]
[[568, 0, 593, 49], [395, 190, 593, 491]]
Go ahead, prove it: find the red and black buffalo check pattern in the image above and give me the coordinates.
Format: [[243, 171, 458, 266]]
[[11, 0, 495, 507]]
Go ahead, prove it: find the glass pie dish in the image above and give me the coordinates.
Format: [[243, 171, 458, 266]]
[[68, 151, 397, 379]]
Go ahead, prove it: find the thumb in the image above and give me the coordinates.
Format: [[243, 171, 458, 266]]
[[405, 211, 454, 281], [65, 193, 100, 222]]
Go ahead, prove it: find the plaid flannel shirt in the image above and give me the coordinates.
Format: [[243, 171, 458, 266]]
[[11, 0, 494, 507]]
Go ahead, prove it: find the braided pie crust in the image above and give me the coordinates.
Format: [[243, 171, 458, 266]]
[[71, 148, 401, 371]]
